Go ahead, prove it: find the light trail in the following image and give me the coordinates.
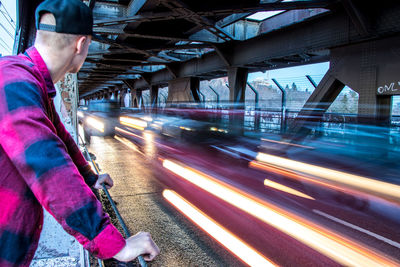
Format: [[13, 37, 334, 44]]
[[261, 138, 314, 149], [115, 127, 143, 139], [120, 116, 147, 131], [250, 161, 350, 193], [163, 190, 276, 267], [264, 179, 315, 200], [86, 117, 104, 132], [162, 159, 399, 266], [115, 127, 179, 154], [255, 152, 400, 203]]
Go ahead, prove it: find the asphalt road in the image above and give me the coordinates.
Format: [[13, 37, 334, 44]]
[[86, 131, 400, 266], [87, 136, 245, 267]]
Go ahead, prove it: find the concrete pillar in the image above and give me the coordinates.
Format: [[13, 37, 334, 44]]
[[150, 85, 159, 108], [167, 77, 200, 102], [112, 90, 119, 101], [129, 89, 143, 108], [290, 69, 345, 137], [228, 67, 248, 103], [130, 90, 136, 107], [227, 67, 248, 134], [104, 90, 111, 100], [291, 35, 400, 155], [120, 89, 127, 107], [330, 35, 400, 124]]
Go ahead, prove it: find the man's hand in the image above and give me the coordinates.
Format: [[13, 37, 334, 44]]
[[93, 173, 114, 190], [113, 232, 160, 262]]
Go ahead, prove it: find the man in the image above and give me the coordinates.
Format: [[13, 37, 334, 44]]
[[0, 0, 159, 266]]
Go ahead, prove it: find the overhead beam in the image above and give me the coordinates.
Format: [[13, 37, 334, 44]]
[[92, 35, 170, 62], [162, 0, 235, 42], [128, 8, 400, 89], [93, 27, 205, 43], [93, 0, 337, 27], [341, 0, 370, 35], [89, 0, 96, 9]]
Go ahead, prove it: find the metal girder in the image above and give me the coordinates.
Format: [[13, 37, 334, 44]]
[[213, 44, 231, 66], [128, 0, 147, 16], [128, 7, 400, 90], [148, 43, 212, 51], [79, 69, 142, 74], [84, 59, 137, 69], [89, 0, 96, 9], [165, 64, 178, 79], [92, 35, 165, 60], [341, 0, 370, 35], [93, 12, 179, 27], [93, 0, 337, 27], [94, 27, 200, 42], [162, 0, 235, 42], [217, 13, 251, 28]]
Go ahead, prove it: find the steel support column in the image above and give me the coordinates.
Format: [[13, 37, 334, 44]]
[[290, 69, 344, 138], [227, 67, 248, 134], [120, 89, 127, 107], [167, 77, 200, 103], [228, 67, 248, 103], [150, 85, 159, 108]]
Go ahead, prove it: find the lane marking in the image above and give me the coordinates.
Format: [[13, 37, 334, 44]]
[[163, 190, 276, 267], [313, 209, 400, 249], [261, 138, 314, 149], [163, 159, 398, 266]]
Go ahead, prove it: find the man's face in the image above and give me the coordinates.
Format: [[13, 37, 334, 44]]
[[70, 35, 92, 73]]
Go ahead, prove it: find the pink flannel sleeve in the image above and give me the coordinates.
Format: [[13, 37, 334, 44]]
[[51, 106, 98, 186], [0, 64, 125, 259]]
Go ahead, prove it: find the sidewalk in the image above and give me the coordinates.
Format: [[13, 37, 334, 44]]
[[30, 80, 88, 267], [30, 210, 84, 267]]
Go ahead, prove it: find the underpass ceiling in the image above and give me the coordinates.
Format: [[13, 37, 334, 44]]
[[79, 0, 341, 97], [17, 0, 400, 99]]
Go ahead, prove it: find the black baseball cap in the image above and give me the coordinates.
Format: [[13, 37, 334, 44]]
[[35, 0, 93, 35]]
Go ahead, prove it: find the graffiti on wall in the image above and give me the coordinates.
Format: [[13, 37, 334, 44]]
[[377, 82, 400, 95], [55, 73, 78, 142]]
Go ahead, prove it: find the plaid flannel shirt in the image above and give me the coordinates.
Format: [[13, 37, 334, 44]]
[[0, 47, 125, 267]]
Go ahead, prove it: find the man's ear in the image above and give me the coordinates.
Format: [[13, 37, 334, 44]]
[[76, 36, 87, 54]]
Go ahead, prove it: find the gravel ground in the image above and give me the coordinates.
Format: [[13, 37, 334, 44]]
[[88, 136, 245, 267]]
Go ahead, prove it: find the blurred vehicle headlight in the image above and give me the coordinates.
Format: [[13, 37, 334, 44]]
[[143, 116, 153, 122], [180, 126, 193, 131], [120, 116, 148, 131], [86, 117, 104, 133], [210, 127, 228, 133]]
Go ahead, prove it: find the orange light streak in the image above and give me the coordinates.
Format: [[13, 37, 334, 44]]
[[263, 179, 315, 200], [163, 190, 276, 267], [86, 117, 104, 132], [115, 127, 143, 139], [255, 152, 400, 203], [120, 116, 147, 131], [162, 159, 398, 266], [250, 161, 350, 193]]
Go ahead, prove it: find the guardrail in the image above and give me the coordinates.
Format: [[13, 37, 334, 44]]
[[79, 135, 147, 267]]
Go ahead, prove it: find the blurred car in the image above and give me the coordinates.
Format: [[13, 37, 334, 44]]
[[80, 100, 120, 144], [152, 114, 233, 143]]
